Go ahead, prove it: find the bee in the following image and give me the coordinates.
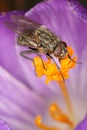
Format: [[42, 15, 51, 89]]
[[5, 14, 81, 81]]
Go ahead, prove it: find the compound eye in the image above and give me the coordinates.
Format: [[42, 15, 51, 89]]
[[54, 46, 62, 57], [61, 41, 67, 48]]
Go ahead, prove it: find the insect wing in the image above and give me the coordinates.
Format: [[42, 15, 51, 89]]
[[5, 14, 41, 34]]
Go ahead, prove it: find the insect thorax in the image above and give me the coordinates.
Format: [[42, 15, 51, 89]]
[[17, 25, 61, 53]]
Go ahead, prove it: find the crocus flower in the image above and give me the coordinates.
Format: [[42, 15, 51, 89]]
[[0, 0, 87, 130]]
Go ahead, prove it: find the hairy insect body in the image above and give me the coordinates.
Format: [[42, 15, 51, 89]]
[[18, 26, 61, 54]]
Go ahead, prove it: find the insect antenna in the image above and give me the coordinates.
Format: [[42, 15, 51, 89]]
[[67, 53, 82, 64]]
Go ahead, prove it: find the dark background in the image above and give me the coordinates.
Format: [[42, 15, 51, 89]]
[[0, 0, 42, 12], [0, 0, 87, 12]]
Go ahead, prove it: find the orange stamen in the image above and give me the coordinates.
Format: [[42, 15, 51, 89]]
[[49, 103, 74, 127], [35, 115, 59, 130], [33, 46, 77, 83]]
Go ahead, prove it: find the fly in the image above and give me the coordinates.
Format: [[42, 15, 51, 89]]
[[5, 14, 82, 81]]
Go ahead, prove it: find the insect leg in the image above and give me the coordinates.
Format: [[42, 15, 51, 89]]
[[20, 50, 33, 61], [46, 53, 65, 81], [20, 50, 40, 74], [20, 49, 46, 70]]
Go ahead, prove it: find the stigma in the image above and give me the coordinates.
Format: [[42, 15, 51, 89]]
[[33, 46, 77, 83]]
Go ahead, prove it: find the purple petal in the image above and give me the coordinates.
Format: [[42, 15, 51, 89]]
[[67, 0, 87, 21], [0, 119, 11, 130], [0, 11, 29, 85], [0, 66, 47, 130], [75, 115, 87, 130]]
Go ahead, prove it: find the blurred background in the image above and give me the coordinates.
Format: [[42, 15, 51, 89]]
[[0, 0, 87, 12], [0, 0, 42, 12]]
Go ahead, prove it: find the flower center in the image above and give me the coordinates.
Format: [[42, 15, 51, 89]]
[[33, 46, 77, 129], [33, 46, 77, 83]]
